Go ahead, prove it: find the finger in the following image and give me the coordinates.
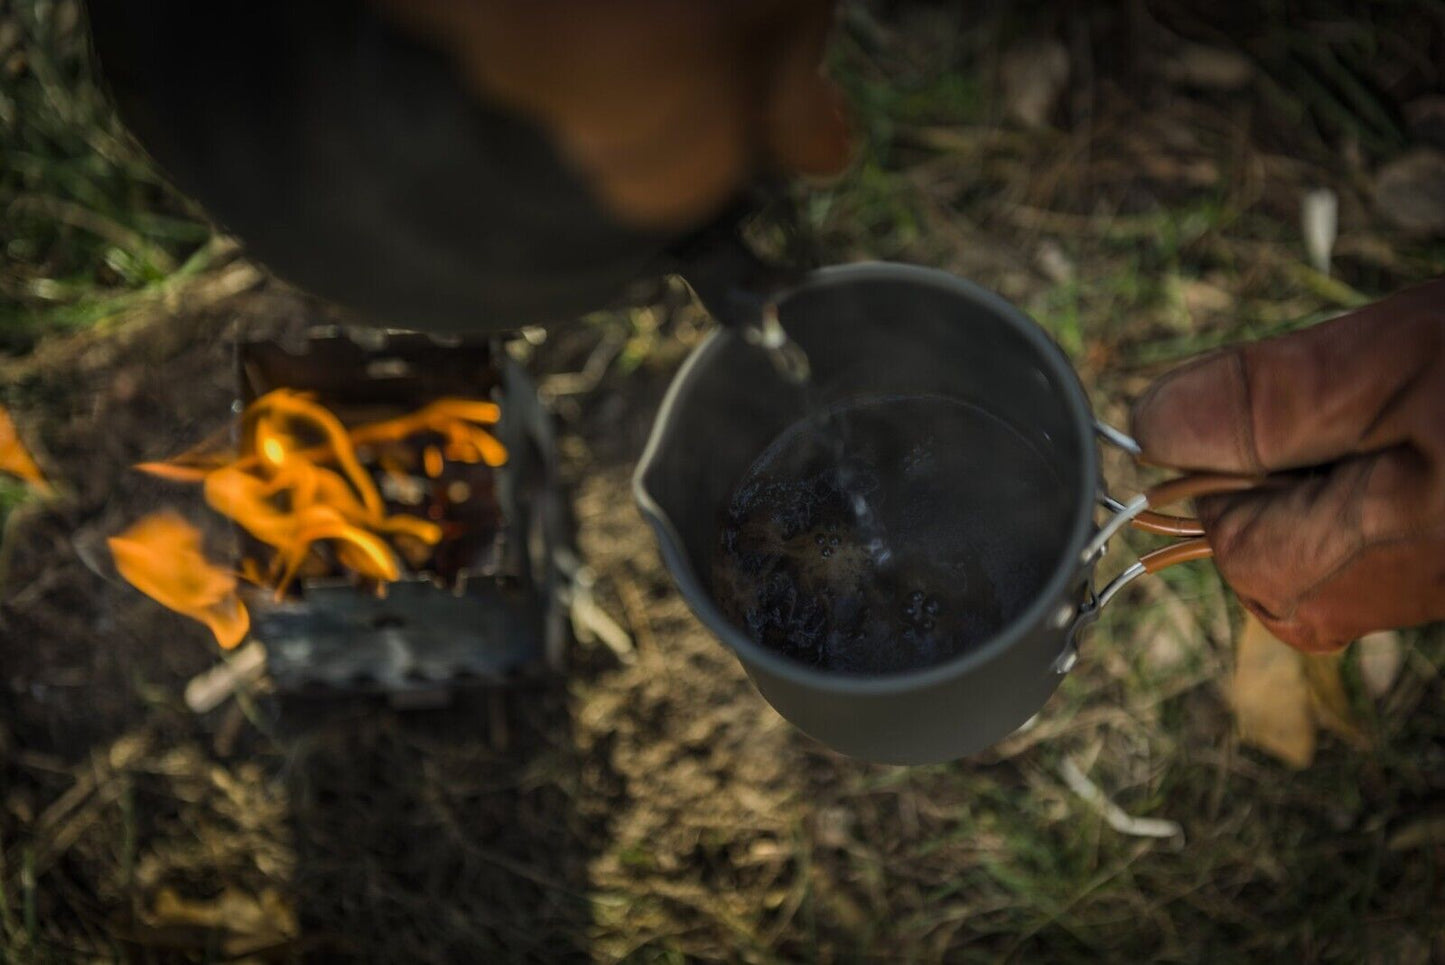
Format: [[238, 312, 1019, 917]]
[[1198, 446, 1445, 652], [1131, 279, 1445, 474], [1236, 531, 1445, 653]]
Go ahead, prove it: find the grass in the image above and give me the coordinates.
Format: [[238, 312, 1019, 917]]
[[2, 0, 1444, 962], [0, 0, 210, 350]]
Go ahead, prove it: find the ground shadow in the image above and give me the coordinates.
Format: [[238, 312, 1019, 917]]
[[278, 681, 616, 963]]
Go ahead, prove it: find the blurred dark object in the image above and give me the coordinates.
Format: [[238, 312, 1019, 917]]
[[85, 0, 758, 333], [1407, 97, 1445, 151]]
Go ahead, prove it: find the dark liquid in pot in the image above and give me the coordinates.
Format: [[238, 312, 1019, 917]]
[[712, 396, 1067, 675]]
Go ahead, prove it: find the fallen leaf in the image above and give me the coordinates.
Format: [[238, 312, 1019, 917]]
[[1143, 619, 1188, 673], [1163, 44, 1254, 91], [1387, 815, 1445, 852], [0, 405, 51, 492], [1356, 630, 1404, 700], [1181, 278, 1236, 317], [1233, 612, 1315, 768], [1374, 149, 1445, 236], [1232, 613, 1371, 767], [1000, 38, 1069, 129], [146, 885, 297, 956], [1036, 239, 1075, 284], [1302, 651, 1370, 751]]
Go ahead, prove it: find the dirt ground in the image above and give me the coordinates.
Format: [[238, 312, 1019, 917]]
[[4, 1, 1445, 962], [3, 274, 1443, 963]]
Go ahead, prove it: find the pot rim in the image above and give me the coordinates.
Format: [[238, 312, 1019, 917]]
[[633, 261, 1098, 695]]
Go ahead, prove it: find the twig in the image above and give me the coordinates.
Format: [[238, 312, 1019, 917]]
[[183, 640, 268, 714], [1059, 757, 1184, 843], [539, 329, 627, 398], [567, 566, 634, 663], [613, 574, 657, 655], [3, 731, 151, 884]]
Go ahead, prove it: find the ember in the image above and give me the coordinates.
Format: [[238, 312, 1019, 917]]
[[112, 388, 509, 649]]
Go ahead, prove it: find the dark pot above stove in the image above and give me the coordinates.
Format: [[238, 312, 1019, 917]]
[[86, 0, 714, 333]]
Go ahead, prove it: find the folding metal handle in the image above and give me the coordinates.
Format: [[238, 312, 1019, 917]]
[[1053, 422, 1267, 673], [1084, 421, 1264, 595]]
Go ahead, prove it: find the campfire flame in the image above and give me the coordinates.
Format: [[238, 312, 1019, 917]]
[[0, 405, 51, 492], [115, 389, 508, 649], [108, 512, 250, 649]]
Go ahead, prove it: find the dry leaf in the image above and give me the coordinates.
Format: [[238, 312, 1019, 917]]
[[1374, 149, 1445, 236], [1387, 815, 1445, 852], [1143, 620, 1188, 672], [1163, 44, 1254, 91], [1356, 631, 1404, 700], [1232, 613, 1371, 768], [1000, 39, 1069, 129], [1181, 278, 1235, 317], [1233, 612, 1315, 768], [1302, 652, 1370, 751], [150, 885, 296, 956], [1036, 239, 1075, 284]]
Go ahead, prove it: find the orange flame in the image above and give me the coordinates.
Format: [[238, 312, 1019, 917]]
[[109, 512, 250, 649], [0, 405, 51, 493], [118, 389, 507, 644]]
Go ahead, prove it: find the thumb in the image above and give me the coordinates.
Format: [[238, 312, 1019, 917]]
[[1130, 279, 1445, 473]]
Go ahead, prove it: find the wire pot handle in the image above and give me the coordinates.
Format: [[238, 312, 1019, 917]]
[[1050, 422, 1272, 675], [1085, 422, 1272, 610]]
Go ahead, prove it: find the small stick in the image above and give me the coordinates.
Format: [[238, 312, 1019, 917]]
[[184, 641, 268, 714], [1059, 757, 1184, 843]]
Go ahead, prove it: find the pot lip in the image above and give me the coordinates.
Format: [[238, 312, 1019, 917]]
[[633, 260, 1098, 695]]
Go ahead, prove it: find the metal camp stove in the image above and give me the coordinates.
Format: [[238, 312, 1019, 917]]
[[236, 330, 573, 704]]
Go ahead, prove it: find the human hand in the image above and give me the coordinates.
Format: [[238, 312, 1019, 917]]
[[1130, 279, 1445, 653], [370, 0, 853, 232]]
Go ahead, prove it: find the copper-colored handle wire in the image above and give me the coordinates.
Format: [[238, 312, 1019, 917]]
[[1129, 473, 1271, 572], [1144, 472, 1265, 507], [1132, 511, 1204, 537], [1138, 536, 1213, 572]]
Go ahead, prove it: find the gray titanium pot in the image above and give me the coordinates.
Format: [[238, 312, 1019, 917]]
[[635, 263, 1223, 765]]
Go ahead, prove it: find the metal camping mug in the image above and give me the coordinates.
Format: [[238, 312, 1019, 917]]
[[635, 263, 1261, 764]]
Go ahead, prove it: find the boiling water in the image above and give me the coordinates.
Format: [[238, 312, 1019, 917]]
[[746, 309, 892, 566], [712, 395, 1067, 675]]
